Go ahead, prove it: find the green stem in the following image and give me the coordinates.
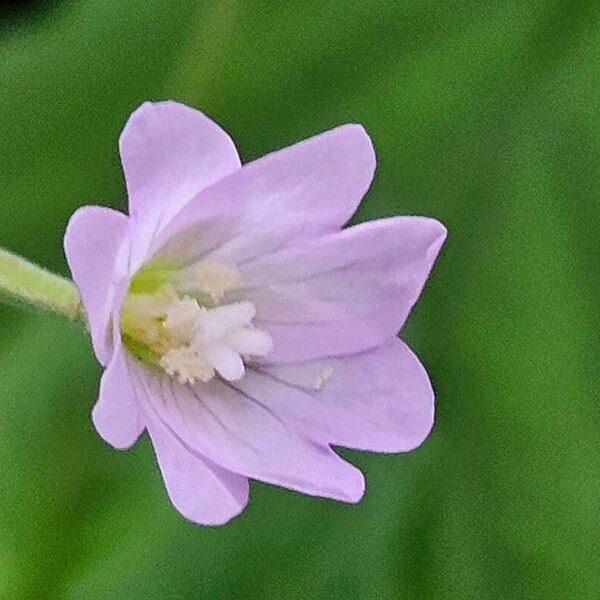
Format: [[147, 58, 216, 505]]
[[0, 247, 84, 323]]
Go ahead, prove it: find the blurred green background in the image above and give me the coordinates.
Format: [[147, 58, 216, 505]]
[[0, 1, 598, 598]]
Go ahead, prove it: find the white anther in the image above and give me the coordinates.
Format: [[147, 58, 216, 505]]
[[159, 346, 215, 385], [123, 259, 272, 385], [314, 366, 333, 390], [175, 260, 241, 302], [197, 260, 240, 301]]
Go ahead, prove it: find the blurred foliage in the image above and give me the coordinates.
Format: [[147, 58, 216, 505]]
[[0, 1, 598, 598]]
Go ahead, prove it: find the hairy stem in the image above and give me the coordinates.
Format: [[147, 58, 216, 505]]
[[0, 247, 83, 322]]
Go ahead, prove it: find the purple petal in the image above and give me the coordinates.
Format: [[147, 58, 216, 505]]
[[236, 216, 446, 362], [119, 101, 241, 269], [92, 347, 144, 449], [120, 100, 240, 226], [133, 369, 365, 503], [145, 408, 249, 526], [237, 339, 434, 453], [64, 205, 128, 365], [150, 123, 376, 264]]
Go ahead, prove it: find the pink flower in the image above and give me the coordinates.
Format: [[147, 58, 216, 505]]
[[64, 101, 446, 525]]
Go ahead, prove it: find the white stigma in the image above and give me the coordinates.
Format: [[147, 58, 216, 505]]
[[192, 301, 273, 381], [161, 299, 272, 384]]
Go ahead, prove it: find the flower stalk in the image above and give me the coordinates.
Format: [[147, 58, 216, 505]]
[[0, 247, 83, 322]]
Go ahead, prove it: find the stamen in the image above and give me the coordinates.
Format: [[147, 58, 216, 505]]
[[175, 260, 241, 303], [314, 366, 334, 390], [159, 347, 214, 385], [196, 260, 240, 301], [121, 260, 273, 385]]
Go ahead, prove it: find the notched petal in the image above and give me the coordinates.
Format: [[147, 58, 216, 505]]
[[145, 407, 249, 525], [64, 205, 128, 365], [93, 348, 144, 450]]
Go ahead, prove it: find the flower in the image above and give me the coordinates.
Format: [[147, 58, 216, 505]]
[[64, 101, 446, 525]]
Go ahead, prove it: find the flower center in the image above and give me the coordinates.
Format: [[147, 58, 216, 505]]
[[120, 259, 273, 384]]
